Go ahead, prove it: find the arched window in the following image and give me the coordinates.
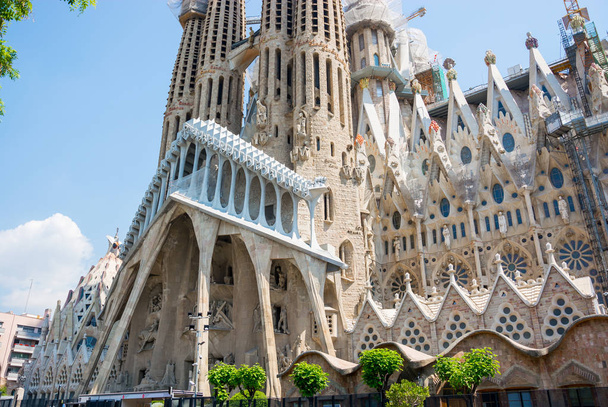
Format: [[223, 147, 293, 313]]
[[376, 81, 383, 97], [440, 198, 450, 217], [543, 202, 550, 218], [494, 214, 499, 230], [516, 209, 523, 224], [457, 115, 465, 131], [371, 29, 378, 45], [492, 183, 504, 204], [339, 241, 355, 279], [368, 154, 376, 173], [485, 216, 491, 232], [373, 54, 380, 66], [330, 142, 335, 156], [316, 137, 321, 151], [392, 211, 401, 229], [567, 196, 576, 212], [550, 167, 564, 188], [553, 200, 560, 216], [541, 85, 552, 101], [474, 219, 479, 235], [361, 57, 367, 69], [460, 222, 466, 237], [432, 229, 437, 244], [460, 146, 472, 164], [497, 100, 506, 117], [506, 211, 513, 226], [358, 33, 365, 51], [323, 190, 333, 221], [452, 224, 458, 239], [502, 133, 515, 152]]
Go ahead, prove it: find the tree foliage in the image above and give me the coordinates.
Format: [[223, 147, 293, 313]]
[[434, 347, 500, 394], [0, 0, 95, 117], [359, 348, 404, 396], [208, 362, 239, 402], [290, 362, 329, 398], [0, 385, 7, 396], [236, 364, 266, 407], [385, 380, 429, 407]]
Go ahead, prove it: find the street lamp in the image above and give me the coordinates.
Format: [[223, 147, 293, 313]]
[[188, 311, 212, 398]]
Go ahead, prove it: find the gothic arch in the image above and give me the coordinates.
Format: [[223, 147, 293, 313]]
[[385, 264, 421, 297], [338, 239, 355, 280], [487, 240, 536, 281], [553, 226, 596, 275], [432, 253, 474, 291]]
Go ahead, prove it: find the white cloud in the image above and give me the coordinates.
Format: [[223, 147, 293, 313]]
[[0, 214, 93, 316]]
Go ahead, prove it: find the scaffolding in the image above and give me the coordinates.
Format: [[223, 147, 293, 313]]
[[550, 19, 608, 303]]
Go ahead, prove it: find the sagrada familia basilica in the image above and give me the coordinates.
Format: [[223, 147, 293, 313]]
[[20, 0, 608, 400]]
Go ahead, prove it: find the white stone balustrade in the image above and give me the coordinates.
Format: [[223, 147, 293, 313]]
[[122, 119, 328, 258]]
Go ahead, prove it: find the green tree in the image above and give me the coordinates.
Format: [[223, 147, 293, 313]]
[[359, 348, 404, 400], [0, 385, 7, 396], [235, 364, 266, 407], [434, 347, 500, 395], [208, 362, 239, 402], [385, 380, 429, 407], [0, 0, 95, 117], [290, 362, 329, 398]]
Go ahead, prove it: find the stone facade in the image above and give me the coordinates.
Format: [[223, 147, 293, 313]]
[[23, 0, 608, 400]]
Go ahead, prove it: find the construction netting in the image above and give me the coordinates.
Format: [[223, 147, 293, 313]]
[[167, 0, 208, 19], [343, 0, 403, 30]]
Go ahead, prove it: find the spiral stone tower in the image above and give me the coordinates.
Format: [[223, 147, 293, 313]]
[[194, 0, 246, 134], [158, 1, 208, 164]]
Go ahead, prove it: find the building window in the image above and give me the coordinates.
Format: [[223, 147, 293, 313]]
[[371, 29, 378, 45], [460, 146, 472, 164], [323, 190, 333, 221], [550, 167, 564, 188], [543, 202, 550, 218], [485, 216, 491, 232], [460, 222, 466, 238], [507, 391, 533, 407], [316, 137, 321, 151], [361, 57, 367, 69], [384, 240, 389, 255], [359, 33, 364, 51], [410, 234, 415, 249], [494, 214, 499, 230], [516, 209, 523, 224], [568, 196, 576, 212], [402, 236, 406, 250], [373, 53, 380, 66], [497, 100, 507, 117], [432, 229, 437, 244], [567, 387, 594, 406], [452, 224, 457, 239], [474, 219, 479, 235], [492, 183, 504, 204], [376, 81, 383, 97], [506, 211, 513, 226], [392, 211, 401, 229], [440, 198, 450, 217], [502, 132, 515, 152], [457, 115, 465, 131], [421, 231, 426, 247], [542, 85, 552, 101], [368, 154, 376, 173], [330, 142, 335, 156], [553, 200, 560, 216]]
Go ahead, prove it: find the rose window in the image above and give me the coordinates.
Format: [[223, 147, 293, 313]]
[[559, 240, 593, 272], [389, 273, 419, 297], [501, 252, 528, 279], [439, 264, 470, 288]]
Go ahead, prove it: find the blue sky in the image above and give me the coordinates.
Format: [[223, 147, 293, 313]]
[[1, 0, 607, 315]]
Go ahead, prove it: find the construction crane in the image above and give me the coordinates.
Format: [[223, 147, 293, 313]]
[[406, 6, 426, 22]]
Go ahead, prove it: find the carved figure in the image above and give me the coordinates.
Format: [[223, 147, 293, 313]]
[[442, 225, 451, 250], [476, 103, 496, 137], [529, 85, 552, 128], [498, 211, 508, 236], [277, 344, 292, 372], [253, 132, 269, 146], [353, 166, 364, 183], [159, 362, 176, 387], [134, 367, 157, 391], [393, 237, 401, 257], [366, 232, 376, 261], [410, 79, 422, 94], [149, 293, 162, 313], [558, 195, 570, 224], [223, 353, 235, 365], [525, 32, 538, 50], [137, 318, 159, 353], [293, 332, 310, 357], [587, 63, 608, 115], [256, 100, 267, 127], [276, 306, 289, 334], [253, 304, 262, 332], [211, 300, 234, 330], [296, 111, 307, 139]]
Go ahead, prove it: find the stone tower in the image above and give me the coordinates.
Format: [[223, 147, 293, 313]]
[[346, 0, 396, 128], [158, 0, 208, 164], [253, 0, 297, 165], [289, 0, 365, 320], [194, 0, 246, 135]]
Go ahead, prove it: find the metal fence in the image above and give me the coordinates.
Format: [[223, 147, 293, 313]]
[[14, 387, 608, 407]]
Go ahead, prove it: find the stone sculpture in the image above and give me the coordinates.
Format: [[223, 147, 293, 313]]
[[393, 237, 401, 256], [498, 211, 508, 236], [137, 318, 159, 353], [256, 99, 267, 127], [588, 63, 608, 115], [211, 300, 234, 330], [159, 361, 176, 387], [276, 305, 289, 334], [558, 196, 570, 224], [442, 225, 451, 250]]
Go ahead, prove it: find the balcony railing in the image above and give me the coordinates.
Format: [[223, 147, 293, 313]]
[[9, 358, 26, 367], [15, 330, 40, 340], [6, 372, 19, 382], [13, 343, 36, 353]]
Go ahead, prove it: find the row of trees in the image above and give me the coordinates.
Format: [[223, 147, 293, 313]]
[[207, 347, 500, 407]]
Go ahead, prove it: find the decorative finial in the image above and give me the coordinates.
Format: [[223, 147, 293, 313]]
[[525, 32, 538, 50], [404, 272, 411, 283], [443, 58, 456, 71], [447, 264, 455, 274], [545, 242, 556, 264], [484, 50, 496, 66], [411, 79, 422, 94], [561, 261, 571, 273], [359, 78, 369, 90], [446, 68, 458, 81]]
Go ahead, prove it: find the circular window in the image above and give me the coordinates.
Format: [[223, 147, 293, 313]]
[[492, 183, 504, 204], [368, 155, 376, 173], [392, 211, 401, 229], [550, 167, 564, 189], [440, 198, 450, 217], [502, 133, 515, 152], [460, 147, 472, 164]]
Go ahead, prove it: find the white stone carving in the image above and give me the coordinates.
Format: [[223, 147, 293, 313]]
[[442, 225, 451, 250], [558, 195, 570, 224]]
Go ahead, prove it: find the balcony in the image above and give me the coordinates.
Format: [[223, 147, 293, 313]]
[[0, 327, 5, 334], [6, 372, 19, 382], [13, 343, 36, 353], [9, 358, 26, 367], [15, 330, 40, 340]]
